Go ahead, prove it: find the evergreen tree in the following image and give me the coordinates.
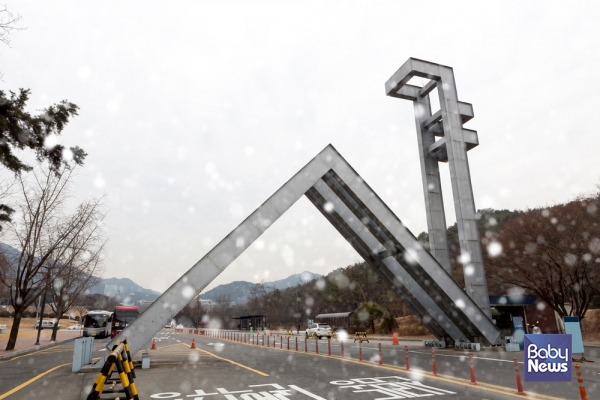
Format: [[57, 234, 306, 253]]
[[0, 88, 85, 229]]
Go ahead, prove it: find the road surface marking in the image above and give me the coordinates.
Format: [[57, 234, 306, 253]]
[[182, 343, 268, 376], [0, 363, 70, 400], [288, 385, 327, 399], [217, 336, 563, 399], [407, 350, 523, 364]]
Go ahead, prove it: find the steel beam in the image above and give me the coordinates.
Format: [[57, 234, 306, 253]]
[[105, 144, 500, 357], [386, 58, 493, 319]]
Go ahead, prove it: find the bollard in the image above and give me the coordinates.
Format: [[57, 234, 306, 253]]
[[280, 337, 282, 349], [513, 357, 525, 395], [576, 364, 588, 400], [432, 347, 437, 376], [315, 337, 319, 354], [304, 337, 307, 353], [328, 338, 331, 356], [341, 340, 344, 358], [296, 337, 298, 352], [267, 335, 269, 347], [405, 346, 410, 370], [469, 352, 476, 385], [287, 336, 290, 350], [359, 341, 363, 362], [378, 343, 382, 365]]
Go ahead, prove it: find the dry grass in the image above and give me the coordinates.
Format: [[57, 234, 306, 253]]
[[581, 309, 600, 345], [0, 317, 81, 342], [373, 315, 435, 339]]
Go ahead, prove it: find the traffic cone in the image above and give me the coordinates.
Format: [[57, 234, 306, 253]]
[[151, 338, 156, 350], [392, 332, 399, 345], [191, 338, 196, 349], [270, 331, 272, 336]]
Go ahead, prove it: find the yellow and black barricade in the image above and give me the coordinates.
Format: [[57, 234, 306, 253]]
[[354, 332, 369, 343], [327, 331, 337, 340], [86, 338, 139, 400], [286, 330, 294, 337], [307, 331, 318, 339]]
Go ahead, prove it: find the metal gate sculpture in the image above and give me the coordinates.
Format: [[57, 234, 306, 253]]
[[107, 59, 501, 356]]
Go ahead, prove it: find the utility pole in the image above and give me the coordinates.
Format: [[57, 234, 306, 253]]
[[34, 291, 47, 346], [296, 289, 300, 335]]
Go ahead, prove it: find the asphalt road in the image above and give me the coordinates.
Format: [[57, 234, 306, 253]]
[[0, 330, 598, 400]]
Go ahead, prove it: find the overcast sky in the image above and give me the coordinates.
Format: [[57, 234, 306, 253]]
[[1, 1, 599, 293]]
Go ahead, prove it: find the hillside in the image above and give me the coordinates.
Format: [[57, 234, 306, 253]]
[[200, 271, 320, 304], [86, 277, 161, 303]]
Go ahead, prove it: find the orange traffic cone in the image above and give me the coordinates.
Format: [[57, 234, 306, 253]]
[[191, 338, 196, 349], [151, 338, 157, 350], [392, 332, 399, 345], [270, 331, 272, 336]]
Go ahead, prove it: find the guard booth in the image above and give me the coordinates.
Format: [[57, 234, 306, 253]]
[[316, 312, 355, 333], [490, 295, 561, 341], [232, 315, 266, 331]]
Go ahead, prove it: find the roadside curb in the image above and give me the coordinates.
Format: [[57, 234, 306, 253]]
[[0, 336, 78, 361]]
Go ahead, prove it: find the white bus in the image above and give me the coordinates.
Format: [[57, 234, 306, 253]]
[[82, 310, 113, 338]]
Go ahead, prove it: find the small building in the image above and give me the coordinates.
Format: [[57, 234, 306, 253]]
[[315, 312, 354, 331], [490, 295, 561, 339], [231, 315, 266, 331]]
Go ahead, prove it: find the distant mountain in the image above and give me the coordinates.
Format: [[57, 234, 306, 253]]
[[86, 277, 161, 303], [200, 271, 321, 304]]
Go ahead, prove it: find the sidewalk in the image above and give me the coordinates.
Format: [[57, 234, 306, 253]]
[[0, 330, 82, 360]]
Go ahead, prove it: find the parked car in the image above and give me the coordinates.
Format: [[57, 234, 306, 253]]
[[67, 324, 83, 330], [305, 323, 332, 339], [34, 320, 61, 330]]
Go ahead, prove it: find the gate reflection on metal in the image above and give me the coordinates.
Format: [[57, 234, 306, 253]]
[[108, 143, 500, 357]]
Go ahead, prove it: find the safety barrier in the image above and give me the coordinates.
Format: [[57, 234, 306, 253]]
[[327, 331, 337, 340], [354, 332, 369, 343], [306, 331, 318, 339], [285, 330, 294, 337], [576, 364, 588, 400], [72, 337, 95, 372], [191, 329, 590, 399], [453, 341, 480, 351], [423, 339, 446, 349], [86, 338, 138, 400]]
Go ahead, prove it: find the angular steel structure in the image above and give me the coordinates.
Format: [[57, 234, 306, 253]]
[[385, 58, 492, 319], [110, 144, 501, 357]]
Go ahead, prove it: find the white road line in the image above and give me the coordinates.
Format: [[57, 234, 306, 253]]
[[407, 350, 523, 364], [343, 346, 523, 364], [288, 385, 326, 400]]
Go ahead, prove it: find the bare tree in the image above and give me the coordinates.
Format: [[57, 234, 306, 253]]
[[486, 191, 600, 322], [210, 294, 234, 328], [0, 4, 23, 47], [47, 198, 106, 340], [72, 305, 89, 323], [0, 165, 106, 350], [0, 4, 24, 80]]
